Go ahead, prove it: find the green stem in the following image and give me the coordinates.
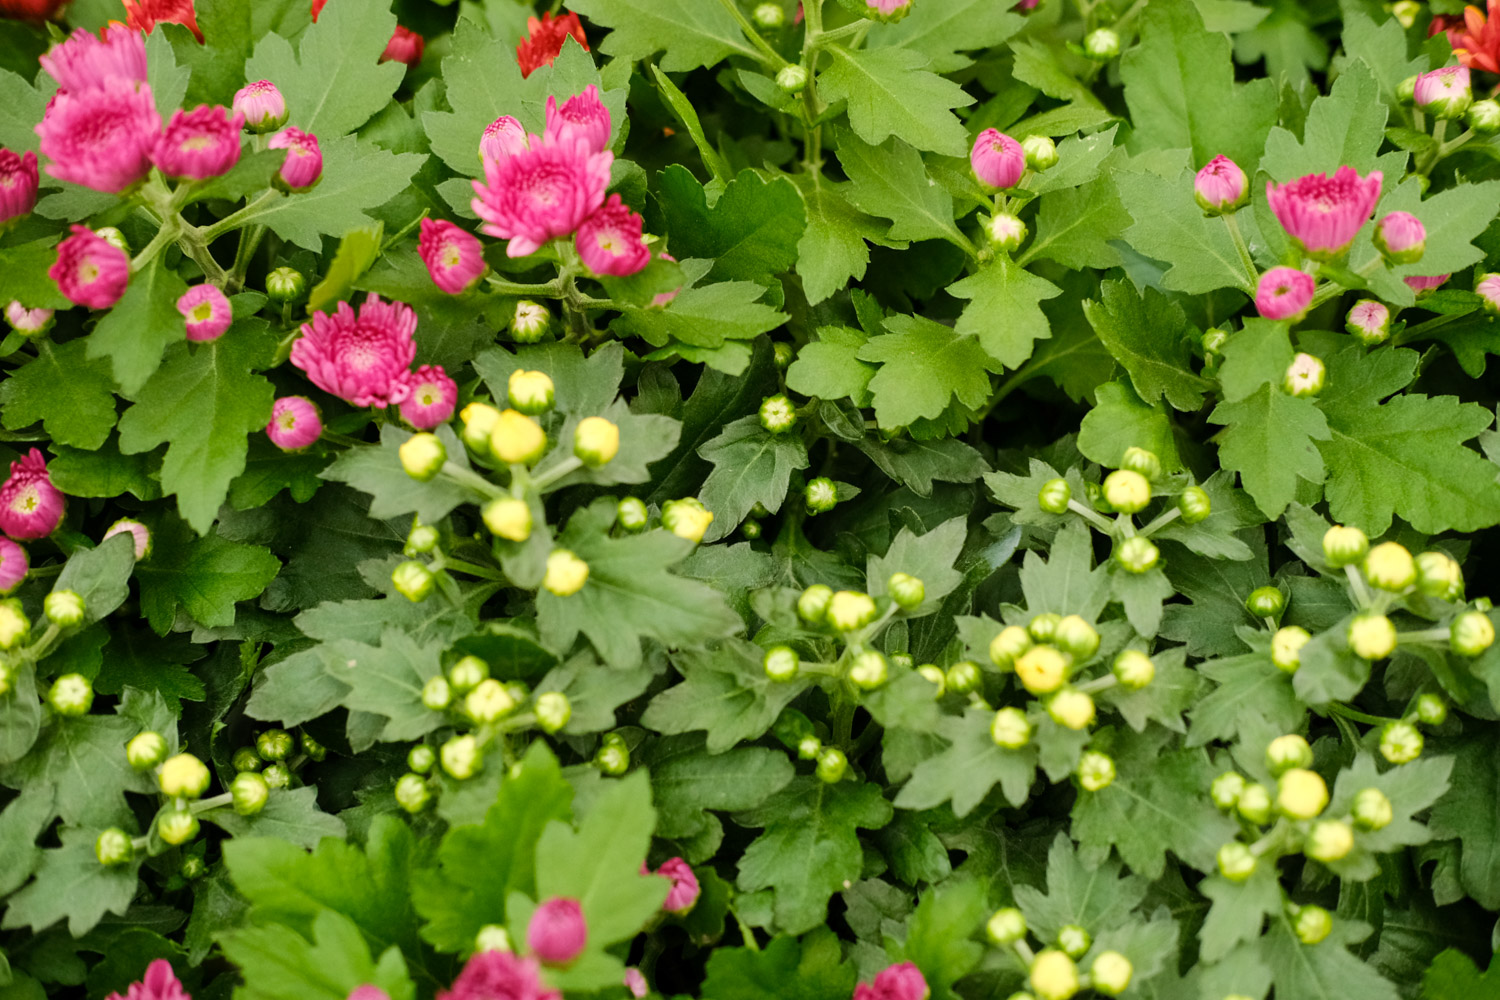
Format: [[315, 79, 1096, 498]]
[[484, 275, 566, 297], [1138, 506, 1182, 537], [382, 210, 429, 253], [200, 190, 284, 243], [1074, 674, 1119, 695], [714, 0, 789, 68], [1394, 311, 1462, 347], [531, 455, 584, 492], [1325, 702, 1395, 727], [227, 224, 267, 293], [1418, 118, 1450, 176], [1067, 498, 1117, 535], [432, 556, 506, 582], [1222, 212, 1258, 289], [440, 461, 507, 501], [130, 220, 181, 274], [731, 905, 761, 952], [1398, 627, 1449, 644], [1344, 564, 1374, 610]]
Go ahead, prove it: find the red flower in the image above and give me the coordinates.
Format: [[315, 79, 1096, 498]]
[[123, 0, 203, 42], [0, 0, 67, 20], [1434, 3, 1500, 74], [381, 25, 424, 67], [310, 0, 326, 19], [517, 11, 588, 79]]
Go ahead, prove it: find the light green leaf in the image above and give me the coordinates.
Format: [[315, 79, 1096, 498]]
[[659, 167, 806, 286], [894, 709, 1037, 816], [950, 257, 1061, 370], [1078, 380, 1182, 471], [836, 130, 968, 249], [867, 517, 967, 618], [568, 0, 760, 71], [820, 46, 973, 156], [0, 339, 116, 450], [1085, 279, 1214, 411], [644, 639, 810, 753], [1210, 383, 1330, 521], [1020, 174, 1132, 270], [86, 256, 189, 397], [136, 520, 281, 634], [786, 326, 875, 405], [698, 416, 809, 542], [858, 315, 996, 428], [790, 175, 887, 305], [0, 829, 141, 937], [869, 0, 1026, 73]]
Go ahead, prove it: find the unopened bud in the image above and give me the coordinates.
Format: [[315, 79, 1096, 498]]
[[507, 369, 555, 414], [1113, 536, 1160, 574], [231, 771, 270, 815], [232, 747, 261, 772], [752, 2, 785, 28], [466, 678, 517, 723], [1053, 615, 1099, 660], [406, 523, 439, 555], [1293, 904, 1332, 945], [1029, 950, 1079, 1000], [1237, 782, 1272, 824], [1346, 299, 1391, 346], [0, 599, 29, 650], [96, 828, 133, 866], [988, 212, 1028, 252], [1090, 951, 1132, 996], [764, 645, 800, 682], [159, 753, 211, 799], [616, 497, 649, 532], [1246, 586, 1285, 618], [1348, 613, 1397, 660], [946, 660, 983, 695], [1415, 692, 1448, 726], [543, 550, 589, 596], [1028, 613, 1061, 642], [798, 584, 834, 623], [1468, 98, 1500, 134], [575, 416, 620, 467], [1112, 649, 1154, 689], [1276, 767, 1329, 820], [510, 300, 551, 343], [917, 663, 945, 693], [1102, 469, 1150, 513], [828, 590, 878, 632], [45, 589, 85, 627], [805, 477, 838, 514], [1322, 525, 1369, 567], [49, 673, 93, 716], [1082, 27, 1120, 61], [887, 573, 925, 611], [989, 625, 1033, 667], [1210, 771, 1246, 811], [1177, 485, 1211, 523], [1266, 734, 1313, 775], [1451, 611, 1495, 657], [266, 267, 305, 303], [256, 729, 293, 761], [1038, 477, 1071, 514], [849, 650, 888, 690], [1022, 134, 1059, 171], [95, 226, 129, 254], [535, 691, 572, 733], [476, 925, 513, 953], [1305, 819, 1353, 863], [392, 560, 434, 602], [986, 907, 1027, 945], [1057, 924, 1090, 959], [777, 64, 809, 93], [408, 745, 436, 773], [662, 497, 713, 543], [991, 706, 1031, 749], [1120, 446, 1161, 481], [127, 732, 168, 771], [400, 433, 446, 481], [483, 497, 533, 542], [262, 763, 291, 788], [1364, 541, 1416, 591], [441, 734, 483, 780], [1077, 750, 1115, 791], [1016, 645, 1068, 695], [1381, 720, 1423, 764], [1283, 352, 1325, 397], [449, 655, 489, 693], [491, 409, 547, 465], [157, 809, 200, 846], [759, 394, 798, 434], [461, 402, 501, 453], [1352, 787, 1393, 830], [1414, 551, 1463, 601], [815, 746, 847, 783], [1047, 689, 1095, 731], [1216, 842, 1256, 882], [1271, 625, 1310, 673], [422, 675, 452, 710], [395, 772, 432, 812]]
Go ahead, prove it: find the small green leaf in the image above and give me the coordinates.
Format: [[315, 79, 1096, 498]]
[[858, 316, 996, 429], [819, 46, 973, 156], [644, 639, 810, 753]]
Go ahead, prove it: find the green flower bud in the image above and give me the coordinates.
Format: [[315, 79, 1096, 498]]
[[1381, 720, 1423, 764], [1364, 541, 1416, 592], [1006, 993, 1036, 1000], [596, 741, 630, 775], [1038, 477, 1071, 515], [299, 731, 326, 762], [849, 650, 888, 690], [1246, 586, 1285, 618], [127, 731, 168, 771], [1112, 649, 1155, 689], [1390, 0, 1420, 27], [1277, 768, 1329, 820], [776, 64, 809, 93], [510, 300, 551, 343], [805, 477, 838, 514], [1029, 949, 1079, 1000], [507, 369, 555, 415], [1271, 626, 1311, 673], [1077, 750, 1116, 791], [987, 212, 1028, 252], [232, 747, 262, 773], [266, 266, 306, 303], [575, 416, 620, 467], [408, 745, 436, 773], [887, 572, 925, 610], [816, 746, 848, 783], [946, 660, 983, 695], [231, 771, 270, 815], [741, 519, 762, 540], [797, 734, 822, 760], [1348, 614, 1397, 660], [1022, 134, 1059, 171], [1217, 842, 1256, 882], [890, 652, 913, 670], [0, 598, 30, 650], [1121, 446, 1161, 482], [395, 772, 432, 813], [759, 394, 798, 434], [1266, 734, 1313, 776], [991, 706, 1032, 749], [1397, 74, 1418, 104], [1451, 611, 1495, 657], [405, 523, 440, 555], [1057, 924, 1090, 959], [157, 808, 200, 845], [1177, 485, 1212, 523], [49, 673, 93, 717], [392, 561, 435, 603], [262, 763, 291, 788], [529, 690, 570, 733], [1305, 819, 1353, 863], [990, 625, 1033, 667], [1467, 98, 1500, 134], [917, 664, 946, 693], [443, 655, 486, 692], [159, 753, 211, 799], [1082, 27, 1120, 60], [1052, 615, 1100, 660], [772, 342, 795, 370], [986, 906, 1027, 946], [1283, 352, 1326, 397], [1210, 771, 1246, 811], [441, 734, 483, 780], [460, 402, 501, 454], [181, 855, 205, 879], [96, 827, 134, 866], [1414, 551, 1464, 601], [1028, 612, 1062, 643], [661, 498, 713, 544], [482, 497, 533, 542], [1352, 787, 1393, 831], [1048, 689, 1096, 731], [543, 550, 590, 595], [1090, 951, 1133, 997], [1086, 481, 1109, 513], [1322, 525, 1369, 568], [422, 675, 452, 711], [798, 584, 834, 623], [1102, 469, 1151, 514], [1293, 904, 1332, 945], [1113, 536, 1160, 574], [476, 924, 513, 953], [763, 645, 800, 682], [827, 590, 877, 632], [44, 589, 85, 628], [1202, 327, 1229, 356], [1237, 782, 1272, 824], [1415, 692, 1448, 726], [255, 729, 293, 761], [616, 497, 650, 533], [463, 678, 515, 723], [399, 432, 447, 482], [1015, 645, 1069, 695]]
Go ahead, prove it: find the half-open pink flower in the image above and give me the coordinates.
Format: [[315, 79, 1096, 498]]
[[0, 538, 27, 594], [5, 302, 52, 335], [1373, 211, 1425, 265], [267, 126, 322, 191], [419, 218, 486, 294], [527, 897, 587, 966], [40, 25, 147, 93], [1414, 65, 1472, 119], [651, 857, 700, 914], [36, 79, 161, 193], [104, 959, 190, 1000], [0, 449, 64, 540], [381, 25, 425, 67], [399, 365, 458, 430], [1478, 272, 1500, 313], [971, 129, 1024, 189], [290, 295, 417, 408], [1345, 299, 1390, 344], [481, 115, 529, 166], [472, 131, 612, 257], [1194, 155, 1248, 215], [1265, 167, 1382, 259], [853, 962, 929, 1000], [1404, 273, 1450, 294], [233, 80, 288, 134], [267, 396, 322, 450], [1255, 266, 1315, 321], [153, 105, 244, 180], [437, 950, 560, 1000], [544, 86, 610, 153], [50, 226, 130, 309], [0, 149, 38, 226], [576, 194, 649, 276], [177, 283, 232, 341]]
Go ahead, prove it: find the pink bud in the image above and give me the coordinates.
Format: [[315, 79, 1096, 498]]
[[1373, 211, 1426, 264], [1194, 155, 1248, 215], [177, 283, 233, 341], [267, 126, 322, 191], [0, 538, 28, 594], [1403, 273, 1449, 294], [233, 80, 288, 134], [1413, 65, 1472, 117], [50, 226, 130, 309], [545, 85, 611, 154], [1265, 167, 1383, 260], [865, 0, 913, 20], [526, 897, 587, 966], [576, 194, 650, 277], [35, 79, 161, 194], [971, 128, 1025, 189], [40, 25, 147, 93], [0, 448, 65, 540], [652, 252, 681, 308], [103, 517, 151, 560], [399, 365, 458, 430], [418, 219, 486, 294], [1255, 266, 1315, 321], [380, 25, 425, 67], [623, 969, 647, 999], [154, 105, 244, 180], [267, 396, 323, 451], [347, 987, 389, 1000], [439, 951, 559, 1000], [654, 857, 700, 914], [4, 302, 52, 336], [859, 963, 929, 1000], [290, 295, 417, 408], [0, 149, 38, 226], [1477, 272, 1500, 313], [1345, 299, 1390, 345], [480, 116, 529, 166]]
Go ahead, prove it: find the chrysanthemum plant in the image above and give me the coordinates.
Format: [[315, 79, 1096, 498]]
[[4, 0, 1500, 997]]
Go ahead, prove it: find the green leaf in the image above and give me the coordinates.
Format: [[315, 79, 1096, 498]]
[[306, 226, 383, 316], [1197, 865, 1283, 963], [1210, 383, 1330, 521], [54, 534, 137, 627], [323, 630, 445, 745], [0, 239, 71, 312], [1019, 521, 1110, 621], [1020, 174, 1132, 270], [1428, 730, 1500, 909], [786, 327, 875, 405], [1013, 833, 1146, 944], [1262, 917, 1400, 1000], [1158, 544, 1270, 657], [836, 130, 968, 248], [613, 281, 787, 353], [220, 909, 414, 1000], [85, 256, 190, 397], [0, 67, 50, 155], [700, 932, 856, 1000], [856, 437, 989, 496], [0, 338, 117, 450], [568, 0, 760, 71], [1102, 645, 1204, 728], [1187, 651, 1303, 747], [1259, 61, 1396, 183], [0, 829, 141, 937], [1341, 9, 1426, 108], [0, 787, 52, 898], [1423, 950, 1500, 1000], [697, 416, 809, 543], [49, 439, 159, 501], [867, 517, 967, 617], [651, 65, 733, 184], [652, 742, 795, 845], [790, 175, 887, 306], [0, 663, 41, 765], [870, 0, 1026, 73], [1078, 380, 1182, 472], [1218, 318, 1293, 402], [894, 709, 1037, 816], [135, 520, 281, 635], [659, 167, 807, 286], [949, 257, 1062, 370], [819, 46, 972, 156], [0, 714, 149, 828], [901, 881, 987, 999], [644, 639, 810, 753], [204, 786, 346, 851], [1116, 163, 1256, 295], [858, 316, 996, 428], [322, 424, 483, 525], [1084, 280, 1213, 412]]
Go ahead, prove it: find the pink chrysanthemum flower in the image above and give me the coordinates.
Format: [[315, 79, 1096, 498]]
[[0, 538, 27, 594], [50, 225, 130, 309], [1255, 266, 1315, 321], [105, 960, 190, 1000], [1265, 167, 1383, 259], [437, 950, 560, 1000], [103, 517, 152, 559], [0, 449, 64, 540], [267, 126, 322, 191], [471, 132, 612, 257], [1194, 154, 1248, 215], [1345, 299, 1391, 344], [347, 988, 389, 1000], [0, 149, 39, 226], [1404, 273, 1450, 294], [1414, 66, 1472, 118], [853, 963, 929, 1000], [36, 79, 161, 193], [381, 25, 425, 67], [5, 302, 53, 335], [418, 219, 486, 294], [971, 128, 1025, 189], [576, 194, 650, 277], [266, 396, 322, 451], [1477, 272, 1500, 313], [177, 283, 232, 341], [399, 365, 457, 430], [544, 85, 611, 154], [290, 295, 418, 408], [153, 105, 244, 180], [481, 115, 529, 166], [1373, 211, 1426, 265], [40, 25, 147, 93], [650, 857, 700, 914], [527, 897, 587, 966], [233, 80, 287, 134]]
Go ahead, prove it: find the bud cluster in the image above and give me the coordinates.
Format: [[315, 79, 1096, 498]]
[[985, 906, 1134, 999]]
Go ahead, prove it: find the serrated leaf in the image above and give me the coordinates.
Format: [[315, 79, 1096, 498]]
[[1428, 730, 1500, 909], [54, 533, 136, 626], [321, 424, 484, 524], [949, 256, 1061, 370], [1020, 174, 1131, 270], [568, 0, 759, 71], [659, 167, 806, 286], [1117, 164, 1256, 295], [1210, 383, 1330, 521], [0, 829, 141, 937], [1077, 380, 1182, 472], [858, 316, 995, 428], [1085, 280, 1213, 412], [85, 256, 189, 397], [613, 281, 787, 350], [1013, 833, 1147, 943], [836, 130, 968, 249], [1187, 651, 1303, 747], [220, 909, 414, 1000], [135, 520, 281, 634], [696, 415, 809, 542], [790, 175, 886, 305], [1019, 521, 1109, 621], [820, 46, 972, 156], [1259, 61, 1395, 183], [644, 639, 810, 753], [324, 630, 445, 745], [894, 709, 1037, 816], [651, 742, 794, 842], [0, 339, 116, 450], [0, 714, 149, 828], [204, 786, 346, 851], [700, 932, 856, 1000], [855, 436, 989, 496], [787, 326, 875, 405]]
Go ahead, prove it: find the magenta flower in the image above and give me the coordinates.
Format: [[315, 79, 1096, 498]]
[[0, 538, 27, 594], [418, 219, 486, 294], [233, 80, 288, 134], [576, 194, 650, 276], [267, 127, 323, 191], [971, 129, 1025, 189], [853, 963, 930, 1000], [103, 517, 151, 559], [266, 396, 323, 451], [1255, 266, 1315, 321], [104, 960, 189, 1000], [437, 950, 560, 1000], [0, 149, 39, 226], [291, 295, 417, 408], [1478, 272, 1500, 313], [177, 283, 233, 341], [399, 365, 458, 430], [1414, 66, 1472, 118], [4, 302, 52, 335], [1373, 211, 1426, 265], [36, 80, 161, 193], [471, 131, 612, 257], [0, 449, 64, 541], [50, 226, 130, 309], [1265, 167, 1383, 259], [544, 86, 611, 154], [623, 969, 647, 999], [346, 988, 389, 1000], [381, 26, 425, 67], [1194, 155, 1248, 215], [481, 115, 529, 166], [1345, 299, 1391, 344], [865, 0, 913, 19], [526, 897, 587, 965], [651, 857, 700, 914], [40, 25, 147, 93], [153, 105, 244, 180], [1404, 273, 1449, 294]]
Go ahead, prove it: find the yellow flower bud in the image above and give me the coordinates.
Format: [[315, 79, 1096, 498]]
[[490, 409, 548, 465], [1304, 819, 1354, 863], [1363, 541, 1416, 591], [1271, 625, 1311, 672], [1047, 689, 1096, 731], [1276, 767, 1329, 820], [1090, 951, 1133, 997], [574, 416, 620, 467], [461, 401, 502, 453], [827, 590, 878, 632], [159, 753, 212, 799], [1102, 469, 1151, 514], [1029, 949, 1079, 1000], [465, 678, 518, 723], [543, 550, 590, 596], [1348, 613, 1397, 660], [1015, 645, 1068, 695], [482, 497, 532, 542], [991, 706, 1031, 749], [662, 498, 714, 544], [507, 369, 555, 414], [989, 625, 1033, 667]]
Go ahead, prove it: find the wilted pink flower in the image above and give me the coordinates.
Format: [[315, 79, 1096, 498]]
[[853, 963, 929, 1000], [544, 86, 611, 153], [0, 538, 27, 594], [1404, 273, 1450, 294], [50, 226, 130, 309], [346, 988, 389, 1000], [527, 897, 587, 965], [623, 969, 647, 999], [399, 365, 458, 430], [290, 295, 418, 408], [177, 283, 232, 341], [154, 105, 244, 180], [1477, 272, 1500, 312], [381, 25, 425, 67], [1255, 266, 1315, 321], [40, 25, 147, 93], [1194, 155, 1248, 215], [233, 80, 287, 133], [437, 950, 560, 1000], [481, 115, 529, 166], [123, 0, 203, 42], [471, 132, 612, 257], [971, 128, 1024, 189], [267, 396, 322, 450], [1414, 66, 1472, 117], [36, 80, 161, 193], [1373, 211, 1426, 264], [103, 517, 151, 559], [651, 858, 700, 914], [418, 219, 486, 294], [0, 449, 64, 540], [0, 149, 38, 226], [1265, 167, 1383, 259], [104, 960, 190, 1000], [267, 126, 322, 191], [4, 302, 52, 335], [1345, 299, 1390, 344], [576, 195, 650, 276]]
